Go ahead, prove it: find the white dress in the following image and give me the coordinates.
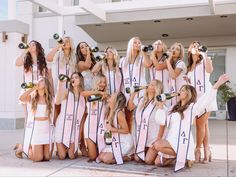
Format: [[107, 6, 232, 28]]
[[30, 104, 50, 145], [156, 88, 218, 160], [81, 70, 93, 90], [175, 60, 187, 92], [187, 61, 217, 113]]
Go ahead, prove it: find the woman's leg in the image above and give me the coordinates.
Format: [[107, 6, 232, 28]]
[[56, 143, 67, 160], [31, 145, 44, 162], [153, 139, 176, 157], [68, 143, 76, 160], [145, 147, 158, 165], [102, 152, 116, 164], [43, 144, 50, 161], [86, 138, 98, 161]]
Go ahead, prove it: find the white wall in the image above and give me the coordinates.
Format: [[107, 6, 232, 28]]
[[226, 47, 236, 90]]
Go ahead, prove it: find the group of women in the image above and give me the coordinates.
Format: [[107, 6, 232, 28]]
[[13, 36, 229, 172]]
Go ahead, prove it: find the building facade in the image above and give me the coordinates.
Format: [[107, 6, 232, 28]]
[[0, 0, 236, 129]]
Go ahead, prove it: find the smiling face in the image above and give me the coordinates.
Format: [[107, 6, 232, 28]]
[[98, 76, 107, 91]]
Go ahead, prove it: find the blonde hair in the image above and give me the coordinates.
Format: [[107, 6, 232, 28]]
[[106, 92, 126, 126], [92, 73, 107, 91], [59, 36, 76, 67], [153, 40, 168, 53], [141, 80, 163, 108], [31, 77, 53, 117], [170, 42, 185, 69], [125, 37, 141, 64], [102, 47, 119, 73]]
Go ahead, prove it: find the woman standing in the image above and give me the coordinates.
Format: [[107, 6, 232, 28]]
[[166, 42, 187, 105], [15, 77, 54, 162], [120, 37, 151, 101], [149, 40, 170, 93], [76, 42, 96, 90], [46, 36, 76, 93], [16, 40, 53, 89], [153, 74, 229, 172], [82, 74, 109, 161], [92, 47, 123, 94], [55, 72, 86, 160], [97, 92, 134, 164], [187, 41, 215, 163], [127, 80, 166, 164]]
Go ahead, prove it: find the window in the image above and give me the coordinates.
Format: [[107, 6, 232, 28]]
[[74, 0, 79, 5], [38, 6, 47, 13]]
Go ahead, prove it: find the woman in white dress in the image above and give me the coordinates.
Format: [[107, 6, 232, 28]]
[[153, 74, 229, 171], [92, 47, 123, 94], [166, 42, 187, 105], [97, 92, 134, 164], [127, 80, 166, 164], [76, 42, 97, 90], [55, 72, 86, 160], [82, 74, 109, 161], [186, 41, 215, 163], [15, 77, 54, 162]]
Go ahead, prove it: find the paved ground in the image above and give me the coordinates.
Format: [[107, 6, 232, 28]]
[[0, 120, 235, 177]]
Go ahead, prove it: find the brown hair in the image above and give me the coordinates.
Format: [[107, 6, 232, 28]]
[[75, 41, 96, 70], [169, 85, 197, 119], [24, 40, 48, 76], [169, 42, 184, 69], [187, 41, 203, 73], [69, 72, 84, 93]]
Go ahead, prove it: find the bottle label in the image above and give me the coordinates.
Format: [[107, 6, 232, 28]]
[[160, 94, 166, 101]]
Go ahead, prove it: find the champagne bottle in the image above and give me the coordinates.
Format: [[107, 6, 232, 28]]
[[21, 82, 35, 89], [198, 45, 207, 53], [141, 45, 153, 52], [104, 121, 112, 145], [125, 85, 147, 94], [95, 54, 107, 61], [58, 74, 70, 82], [91, 46, 99, 53], [156, 92, 179, 102], [18, 43, 29, 49], [87, 95, 102, 102], [160, 52, 169, 61], [53, 33, 63, 44]]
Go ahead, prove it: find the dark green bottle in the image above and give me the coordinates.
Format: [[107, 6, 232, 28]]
[[21, 82, 35, 89], [58, 74, 70, 82], [87, 95, 102, 102], [125, 85, 147, 94]]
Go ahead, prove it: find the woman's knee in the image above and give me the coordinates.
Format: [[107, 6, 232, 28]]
[[33, 154, 44, 162], [102, 155, 113, 164], [58, 151, 66, 160], [145, 158, 154, 165]]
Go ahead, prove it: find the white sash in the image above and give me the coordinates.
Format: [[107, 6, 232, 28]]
[[62, 91, 86, 153], [169, 60, 182, 106], [111, 110, 124, 164], [104, 67, 122, 94], [23, 64, 39, 83], [174, 103, 194, 172], [193, 60, 206, 97], [135, 98, 156, 161], [121, 56, 143, 101], [87, 101, 106, 143]]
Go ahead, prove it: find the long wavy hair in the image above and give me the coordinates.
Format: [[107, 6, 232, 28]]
[[169, 85, 197, 119], [101, 47, 119, 73], [187, 41, 203, 73], [141, 80, 163, 108], [24, 40, 48, 76], [31, 77, 53, 117], [169, 42, 185, 69], [68, 72, 84, 93], [59, 36, 76, 67], [75, 41, 96, 70], [106, 92, 126, 127], [125, 37, 141, 65]]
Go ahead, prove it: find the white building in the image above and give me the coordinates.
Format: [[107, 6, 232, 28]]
[[0, 0, 236, 129]]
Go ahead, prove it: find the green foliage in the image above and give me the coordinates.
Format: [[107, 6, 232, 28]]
[[218, 82, 236, 103]]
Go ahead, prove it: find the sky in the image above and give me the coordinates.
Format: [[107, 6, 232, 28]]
[[0, 0, 8, 20]]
